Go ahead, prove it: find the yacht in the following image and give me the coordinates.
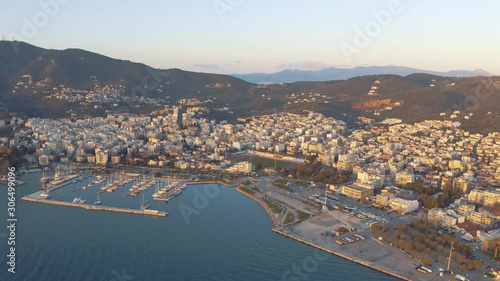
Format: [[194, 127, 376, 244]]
[[39, 169, 50, 183], [73, 198, 82, 203], [39, 191, 51, 199]]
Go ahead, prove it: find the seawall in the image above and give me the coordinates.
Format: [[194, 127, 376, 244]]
[[272, 229, 412, 281], [236, 187, 280, 228]]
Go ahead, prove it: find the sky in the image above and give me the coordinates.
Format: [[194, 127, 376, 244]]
[[1, 0, 499, 75]]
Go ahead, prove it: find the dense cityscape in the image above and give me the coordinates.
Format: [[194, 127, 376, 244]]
[[2, 1, 500, 281], [2, 94, 500, 279]]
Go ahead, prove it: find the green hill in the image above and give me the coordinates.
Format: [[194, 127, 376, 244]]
[[1, 41, 499, 133]]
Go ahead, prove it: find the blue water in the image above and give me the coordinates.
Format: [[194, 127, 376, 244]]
[[0, 172, 398, 281]]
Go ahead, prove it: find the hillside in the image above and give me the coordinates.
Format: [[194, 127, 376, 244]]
[[0, 41, 499, 133]]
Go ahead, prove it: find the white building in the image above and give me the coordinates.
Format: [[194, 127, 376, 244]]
[[228, 161, 253, 174], [395, 171, 415, 185], [389, 198, 419, 214]]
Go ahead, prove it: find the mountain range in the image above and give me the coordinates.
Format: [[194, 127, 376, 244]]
[[0, 40, 499, 134], [233, 66, 493, 84]]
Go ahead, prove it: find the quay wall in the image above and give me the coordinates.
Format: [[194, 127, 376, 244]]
[[22, 197, 167, 217], [272, 229, 412, 281]]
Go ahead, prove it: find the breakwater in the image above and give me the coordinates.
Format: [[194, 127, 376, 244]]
[[22, 197, 167, 217]]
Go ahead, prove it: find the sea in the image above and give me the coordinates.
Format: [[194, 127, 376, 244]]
[[0, 172, 398, 281]]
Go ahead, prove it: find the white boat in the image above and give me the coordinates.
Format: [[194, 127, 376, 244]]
[[73, 198, 82, 203], [54, 166, 63, 181], [40, 169, 50, 183], [40, 191, 51, 199]]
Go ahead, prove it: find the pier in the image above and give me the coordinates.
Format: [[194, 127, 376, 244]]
[[22, 197, 167, 217]]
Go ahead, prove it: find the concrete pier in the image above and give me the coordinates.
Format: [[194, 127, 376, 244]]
[[22, 197, 167, 217]]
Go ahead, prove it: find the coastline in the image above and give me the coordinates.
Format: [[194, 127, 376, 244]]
[[236, 186, 280, 228], [273, 229, 411, 281], [235, 186, 420, 281]]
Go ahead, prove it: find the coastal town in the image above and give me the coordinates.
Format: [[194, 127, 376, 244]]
[[1, 100, 500, 280]]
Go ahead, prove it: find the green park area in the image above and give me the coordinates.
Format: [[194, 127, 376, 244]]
[[228, 155, 298, 170]]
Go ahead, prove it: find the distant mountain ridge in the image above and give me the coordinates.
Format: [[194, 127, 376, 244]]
[[0, 41, 499, 134], [233, 66, 493, 84]]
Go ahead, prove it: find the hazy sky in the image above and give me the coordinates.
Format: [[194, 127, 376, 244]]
[[2, 0, 499, 74]]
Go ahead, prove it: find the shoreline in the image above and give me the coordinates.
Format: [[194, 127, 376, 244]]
[[272, 228, 411, 281], [236, 186, 280, 228], [235, 186, 415, 281]]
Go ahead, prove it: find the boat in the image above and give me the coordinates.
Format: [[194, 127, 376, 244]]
[[53, 166, 63, 181], [78, 199, 86, 204], [140, 194, 151, 211], [73, 198, 82, 203], [152, 184, 160, 198], [39, 191, 51, 199], [180, 183, 187, 189], [94, 193, 101, 205], [174, 188, 182, 196], [39, 169, 50, 183]]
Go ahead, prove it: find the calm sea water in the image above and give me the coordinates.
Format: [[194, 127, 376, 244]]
[[0, 172, 398, 281]]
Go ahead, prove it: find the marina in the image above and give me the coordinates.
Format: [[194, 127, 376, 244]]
[[4, 171, 399, 281], [22, 169, 186, 217]]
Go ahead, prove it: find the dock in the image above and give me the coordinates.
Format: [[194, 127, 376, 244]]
[[22, 197, 168, 217], [153, 196, 170, 201], [45, 176, 83, 192]]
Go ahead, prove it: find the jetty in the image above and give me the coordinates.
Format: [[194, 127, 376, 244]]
[[22, 197, 167, 217]]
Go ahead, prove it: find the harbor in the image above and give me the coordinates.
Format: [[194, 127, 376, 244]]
[[234, 178, 443, 281], [2, 171, 397, 281], [22, 167, 189, 217]]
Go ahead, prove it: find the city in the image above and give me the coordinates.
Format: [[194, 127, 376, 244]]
[[1, 1, 500, 281]]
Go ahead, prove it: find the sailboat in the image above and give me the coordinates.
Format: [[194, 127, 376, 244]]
[[39, 189, 51, 199], [140, 194, 151, 211], [39, 168, 50, 183], [153, 182, 160, 198], [54, 166, 62, 181], [94, 192, 101, 205]]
